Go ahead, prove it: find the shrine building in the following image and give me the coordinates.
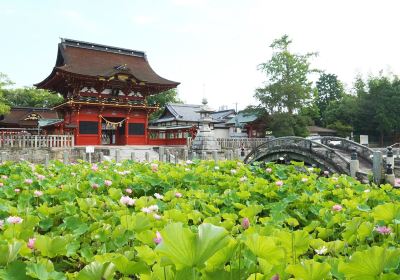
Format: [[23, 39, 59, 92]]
[[36, 38, 179, 145]]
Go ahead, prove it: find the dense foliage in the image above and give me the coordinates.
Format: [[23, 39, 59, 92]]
[[0, 160, 399, 279]]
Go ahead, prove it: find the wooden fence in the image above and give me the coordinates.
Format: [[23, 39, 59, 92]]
[[0, 134, 74, 148]]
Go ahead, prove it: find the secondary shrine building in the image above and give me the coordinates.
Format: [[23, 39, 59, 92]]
[[36, 38, 179, 146]]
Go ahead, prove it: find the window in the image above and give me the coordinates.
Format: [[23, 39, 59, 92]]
[[129, 123, 145, 135], [79, 121, 98, 134]]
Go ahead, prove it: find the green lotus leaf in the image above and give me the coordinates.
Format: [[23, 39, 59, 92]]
[[286, 259, 331, 280], [35, 235, 68, 258], [135, 245, 158, 265], [338, 246, 400, 280], [244, 234, 285, 265], [372, 203, 400, 223], [155, 223, 230, 270], [205, 238, 237, 272], [0, 240, 23, 266], [120, 213, 151, 232], [76, 262, 115, 280], [276, 230, 311, 259], [239, 205, 263, 218], [247, 273, 265, 280], [0, 261, 31, 280]]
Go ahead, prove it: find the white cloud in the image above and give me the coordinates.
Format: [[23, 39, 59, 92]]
[[132, 15, 157, 25]]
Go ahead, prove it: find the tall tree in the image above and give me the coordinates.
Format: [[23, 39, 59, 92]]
[[315, 73, 344, 125], [0, 73, 12, 115], [147, 88, 182, 120], [4, 87, 63, 108], [255, 35, 318, 115]]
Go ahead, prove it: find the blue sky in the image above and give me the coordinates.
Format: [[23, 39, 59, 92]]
[[1, 0, 400, 110]]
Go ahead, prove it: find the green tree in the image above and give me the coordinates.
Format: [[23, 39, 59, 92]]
[[315, 73, 344, 125], [146, 88, 182, 120], [255, 35, 318, 115], [255, 35, 318, 137], [0, 73, 12, 115], [4, 87, 63, 108]]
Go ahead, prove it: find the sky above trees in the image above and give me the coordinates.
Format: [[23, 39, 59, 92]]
[[1, 0, 399, 110]]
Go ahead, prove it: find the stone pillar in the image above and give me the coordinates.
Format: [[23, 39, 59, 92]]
[[131, 152, 135, 161], [80, 150, 86, 161], [99, 152, 104, 162], [145, 151, 150, 162], [183, 149, 188, 161], [386, 147, 394, 171], [350, 148, 359, 178], [373, 150, 383, 184], [159, 147, 165, 162], [191, 151, 196, 160], [174, 151, 179, 164], [385, 164, 395, 186], [212, 150, 218, 163], [166, 149, 170, 162], [115, 149, 121, 162], [63, 151, 69, 164], [1, 152, 6, 163], [45, 154, 50, 166], [202, 151, 207, 160]]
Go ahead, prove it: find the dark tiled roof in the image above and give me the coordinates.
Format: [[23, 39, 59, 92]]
[[153, 104, 235, 124], [36, 38, 179, 88], [307, 126, 337, 133], [225, 112, 258, 125], [0, 107, 59, 125]]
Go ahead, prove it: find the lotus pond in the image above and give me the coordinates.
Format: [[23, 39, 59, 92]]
[[0, 159, 399, 279]]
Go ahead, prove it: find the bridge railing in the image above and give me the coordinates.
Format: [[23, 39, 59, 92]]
[[0, 134, 74, 149], [319, 136, 374, 163], [217, 137, 274, 149], [244, 136, 351, 174]]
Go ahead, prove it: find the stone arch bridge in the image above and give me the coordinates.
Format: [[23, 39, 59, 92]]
[[243, 136, 393, 179]]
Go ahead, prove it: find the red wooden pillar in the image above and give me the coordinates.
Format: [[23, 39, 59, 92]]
[[145, 111, 149, 144], [125, 117, 129, 145], [76, 110, 80, 145], [98, 115, 102, 145]]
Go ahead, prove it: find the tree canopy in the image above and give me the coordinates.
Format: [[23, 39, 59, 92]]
[[147, 88, 182, 120]]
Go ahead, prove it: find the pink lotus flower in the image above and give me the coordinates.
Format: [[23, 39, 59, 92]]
[[151, 163, 158, 172], [154, 193, 164, 200], [27, 238, 36, 250], [34, 190, 43, 197], [242, 217, 250, 229], [275, 181, 283, 187], [0, 220, 4, 229], [240, 176, 247, 182], [0, 182, 3, 187], [125, 188, 133, 194], [186, 160, 193, 165], [37, 174, 45, 181], [14, 188, 20, 193], [1, 175, 8, 179], [375, 226, 392, 235], [91, 183, 99, 190], [332, 204, 343, 211], [148, 205, 159, 212], [104, 180, 112, 187], [141, 207, 152, 213], [91, 164, 98, 171], [230, 169, 237, 175], [153, 214, 162, 220], [323, 170, 329, 176], [266, 168, 272, 173], [120, 196, 135, 206], [154, 231, 163, 244], [175, 192, 182, 198], [25, 179, 33, 184], [7, 216, 23, 224], [271, 274, 280, 280]]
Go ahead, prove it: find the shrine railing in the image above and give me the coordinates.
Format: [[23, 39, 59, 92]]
[[0, 134, 74, 149]]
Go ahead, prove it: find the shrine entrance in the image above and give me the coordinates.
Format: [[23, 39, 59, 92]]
[[101, 117, 125, 145]]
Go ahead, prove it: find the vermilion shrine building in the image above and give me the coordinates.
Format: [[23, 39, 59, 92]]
[[36, 38, 179, 146]]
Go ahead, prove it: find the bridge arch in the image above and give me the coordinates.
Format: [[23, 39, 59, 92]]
[[244, 137, 351, 175]]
